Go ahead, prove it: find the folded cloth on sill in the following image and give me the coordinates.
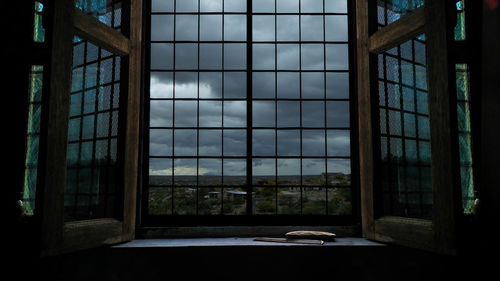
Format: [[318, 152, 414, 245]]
[[253, 237, 324, 245], [284, 230, 336, 241]]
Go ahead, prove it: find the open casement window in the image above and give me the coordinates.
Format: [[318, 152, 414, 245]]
[[356, 0, 459, 255], [40, 0, 142, 256]]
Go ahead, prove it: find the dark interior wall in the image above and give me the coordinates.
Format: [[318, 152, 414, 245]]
[[6, 2, 500, 281], [479, 1, 500, 232]]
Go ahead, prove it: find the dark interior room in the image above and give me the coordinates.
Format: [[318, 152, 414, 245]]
[[6, 0, 500, 280]]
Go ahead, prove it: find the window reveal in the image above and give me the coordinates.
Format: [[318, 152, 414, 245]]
[[146, 0, 353, 220]]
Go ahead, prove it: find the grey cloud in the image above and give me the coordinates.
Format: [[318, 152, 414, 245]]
[[252, 130, 275, 156], [224, 101, 247, 127], [302, 130, 326, 156], [327, 130, 350, 156], [277, 130, 300, 156], [301, 0, 324, 13], [277, 0, 299, 13], [253, 15, 274, 41], [200, 15, 222, 41], [252, 101, 275, 127], [302, 101, 325, 127], [225, 15, 246, 41], [174, 100, 197, 127], [277, 15, 299, 41], [301, 44, 324, 70], [201, 0, 222, 12], [224, 0, 246, 12], [224, 72, 246, 98], [175, 15, 198, 41], [277, 158, 301, 176], [277, 44, 300, 70], [301, 15, 324, 41], [176, 0, 198, 12], [253, 72, 275, 98], [252, 158, 275, 176]]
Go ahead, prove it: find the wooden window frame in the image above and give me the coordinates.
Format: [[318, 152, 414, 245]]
[[39, 0, 142, 256], [36, 0, 463, 256], [356, 0, 460, 255]]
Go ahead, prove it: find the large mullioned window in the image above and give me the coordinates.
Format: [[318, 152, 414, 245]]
[[145, 0, 354, 224]]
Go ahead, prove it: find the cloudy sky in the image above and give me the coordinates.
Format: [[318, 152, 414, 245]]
[[149, 0, 351, 178]]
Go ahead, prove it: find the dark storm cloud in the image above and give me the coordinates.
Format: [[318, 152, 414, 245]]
[[149, 0, 352, 177], [326, 101, 350, 127], [224, 101, 247, 127], [302, 130, 326, 156], [253, 72, 275, 98], [200, 72, 222, 98], [277, 101, 300, 127], [327, 130, 350, 156], [302, 101, 325, 127], [224, 72, 246, 98], [151, 15, 173, 41], [252, 158, 276, 176], [277, 158, 300, 176], [175, 15, 198, 41], [150, 100, 173, 127], [302, 158, 325, 175], [252, 130, 275, 156], [199, 101, 223, 127], [149, 129, 172, 156], [277, 44, 300, 70], [277, 130, 300, 156], [301, 72, 324, 98], [200, 15, 222, 41], [199, 130, 222, 156], [223, 130, 247, 156], [225, 15, 247, 41], [252, 101, 275, 127], [277, 73, 300, 98]]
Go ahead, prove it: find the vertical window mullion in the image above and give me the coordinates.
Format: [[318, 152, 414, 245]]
[[171, 0, 177, 215], [246, 0, 253, 215]]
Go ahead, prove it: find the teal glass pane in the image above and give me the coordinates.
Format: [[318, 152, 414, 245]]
[[454, 0, 466, 41], [75, 0, 122, 29], [33, 2, 45, 42], [377, 34, 432, 219], [65, 37, 121, 221], [377, 0, 425, 27]]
